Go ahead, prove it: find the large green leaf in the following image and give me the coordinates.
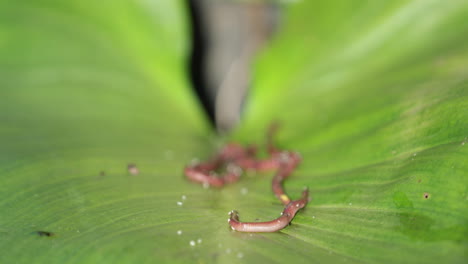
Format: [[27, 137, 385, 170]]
[[235, 0, 468, 263], [0, 0, 212, 262], [1, 0, 467, 264]]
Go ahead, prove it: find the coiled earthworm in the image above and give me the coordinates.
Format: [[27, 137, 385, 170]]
[[184, 124, 309, 232], [184, 161, 243, 187], [184, 142, 283, 187]]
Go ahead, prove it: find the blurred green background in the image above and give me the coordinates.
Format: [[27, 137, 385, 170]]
[[0, 0, 467, 263]]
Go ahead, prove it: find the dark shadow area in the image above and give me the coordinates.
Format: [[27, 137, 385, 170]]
[[187, 0, 215, 126]]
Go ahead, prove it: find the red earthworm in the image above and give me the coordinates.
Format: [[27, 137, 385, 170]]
[[184, 145, 282, 187], [184, 159, 243, 187], [184, 141, 261, 187], [184, 124, 309, 232], [228, 188, 309, 232], [184, 143, 249, 187], [184, 167, 226, 187]]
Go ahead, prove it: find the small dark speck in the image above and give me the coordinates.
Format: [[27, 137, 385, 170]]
[[417, 179, 421, 183], [99, 171, 106, 176], [127, 163, 139, 175], [423, 193, 430, 199], [37, 231, 54, 237]]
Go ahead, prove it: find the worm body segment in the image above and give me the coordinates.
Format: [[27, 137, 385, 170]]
[[228, 189, 309, 232]]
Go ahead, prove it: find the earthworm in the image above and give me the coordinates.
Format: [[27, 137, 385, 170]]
[[184, 124, 309, 232], [184, 145, 281, 187], [184, 140, 272, 187], [184, 161, 243, 187], [184, 143, 249, 187], [228, 188, 309, 232]]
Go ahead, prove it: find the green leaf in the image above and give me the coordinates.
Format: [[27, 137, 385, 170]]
[[235, 0, 468, 263], [1, 1, 467, 264]]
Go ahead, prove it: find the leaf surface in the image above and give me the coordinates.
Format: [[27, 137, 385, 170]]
[[0, 1, 467, 263]]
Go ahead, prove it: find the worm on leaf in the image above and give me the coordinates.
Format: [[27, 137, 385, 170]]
[[184, 123, 310, 232], [228, 188, 309, 232]]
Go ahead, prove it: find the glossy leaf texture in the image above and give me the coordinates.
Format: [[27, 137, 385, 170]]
[[0, 0, 213, 263], [0, 1, 467, 264], [235, 0, 468, 263]]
